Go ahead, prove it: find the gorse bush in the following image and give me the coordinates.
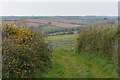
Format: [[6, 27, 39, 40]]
[[2, 23, 52, 78], [2, 23, 33, 44]]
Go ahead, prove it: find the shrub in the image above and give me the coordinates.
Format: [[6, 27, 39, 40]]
[[2, 23, 33, 44], [77, 25, 118, 57], [77, 25, 118, 73], [2, 23, 52, 78]]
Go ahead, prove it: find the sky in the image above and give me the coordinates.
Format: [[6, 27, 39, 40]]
[[0, 1, 118, 16]]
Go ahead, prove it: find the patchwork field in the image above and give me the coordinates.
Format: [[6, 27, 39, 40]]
[[1, 16, 117, 35], [1, 16, 116, 28], [1, 17, 82, 27]]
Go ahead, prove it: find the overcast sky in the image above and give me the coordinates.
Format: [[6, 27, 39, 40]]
[[1, 2, 118, 16]]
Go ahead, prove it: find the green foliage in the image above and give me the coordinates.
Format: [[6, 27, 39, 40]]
[[2, 23, 52, 78], [77, 25, 118, 73], [77, 26, 118, 57]]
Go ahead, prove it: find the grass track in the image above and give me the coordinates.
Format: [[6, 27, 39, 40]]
[[42, 34, 118, 78]]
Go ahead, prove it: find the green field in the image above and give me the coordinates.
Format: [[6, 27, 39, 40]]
[[41, 26, 62, 32], [40, 25, 82, 34], [40, 34, 118, 78]]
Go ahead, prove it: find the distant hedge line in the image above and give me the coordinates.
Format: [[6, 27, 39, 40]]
[[2, 23, 52, 78]]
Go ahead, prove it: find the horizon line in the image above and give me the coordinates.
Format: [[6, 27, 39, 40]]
[[0, 15, 118, 17]]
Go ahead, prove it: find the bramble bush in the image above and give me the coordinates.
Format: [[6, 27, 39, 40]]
[[2, 23, 52, 78]]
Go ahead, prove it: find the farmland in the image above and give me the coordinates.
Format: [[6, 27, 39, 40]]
[[1, 16, 119, 78], [1, 16, 117, 34]]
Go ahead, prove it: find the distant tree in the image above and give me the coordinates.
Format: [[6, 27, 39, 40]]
[[104, 18, 107, 20], [72, 28, 74, 31], [48, 22, 51, 25], [66, 28, 68, 31]]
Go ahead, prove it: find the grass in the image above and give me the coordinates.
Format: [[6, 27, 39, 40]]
[[41, 25, 82, 34], [41, 25, 62, 32], [48, 34, 77, 51], [41, 34, 118, 78]]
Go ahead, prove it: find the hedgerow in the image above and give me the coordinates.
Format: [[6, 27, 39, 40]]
[[2, 23, 52, 78], [77, 25, 118, 56], [77, 25, 118, 71]]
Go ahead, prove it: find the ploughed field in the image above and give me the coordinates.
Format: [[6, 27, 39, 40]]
[[1, 17, 113, 28], [1, 17, 82, 27]]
